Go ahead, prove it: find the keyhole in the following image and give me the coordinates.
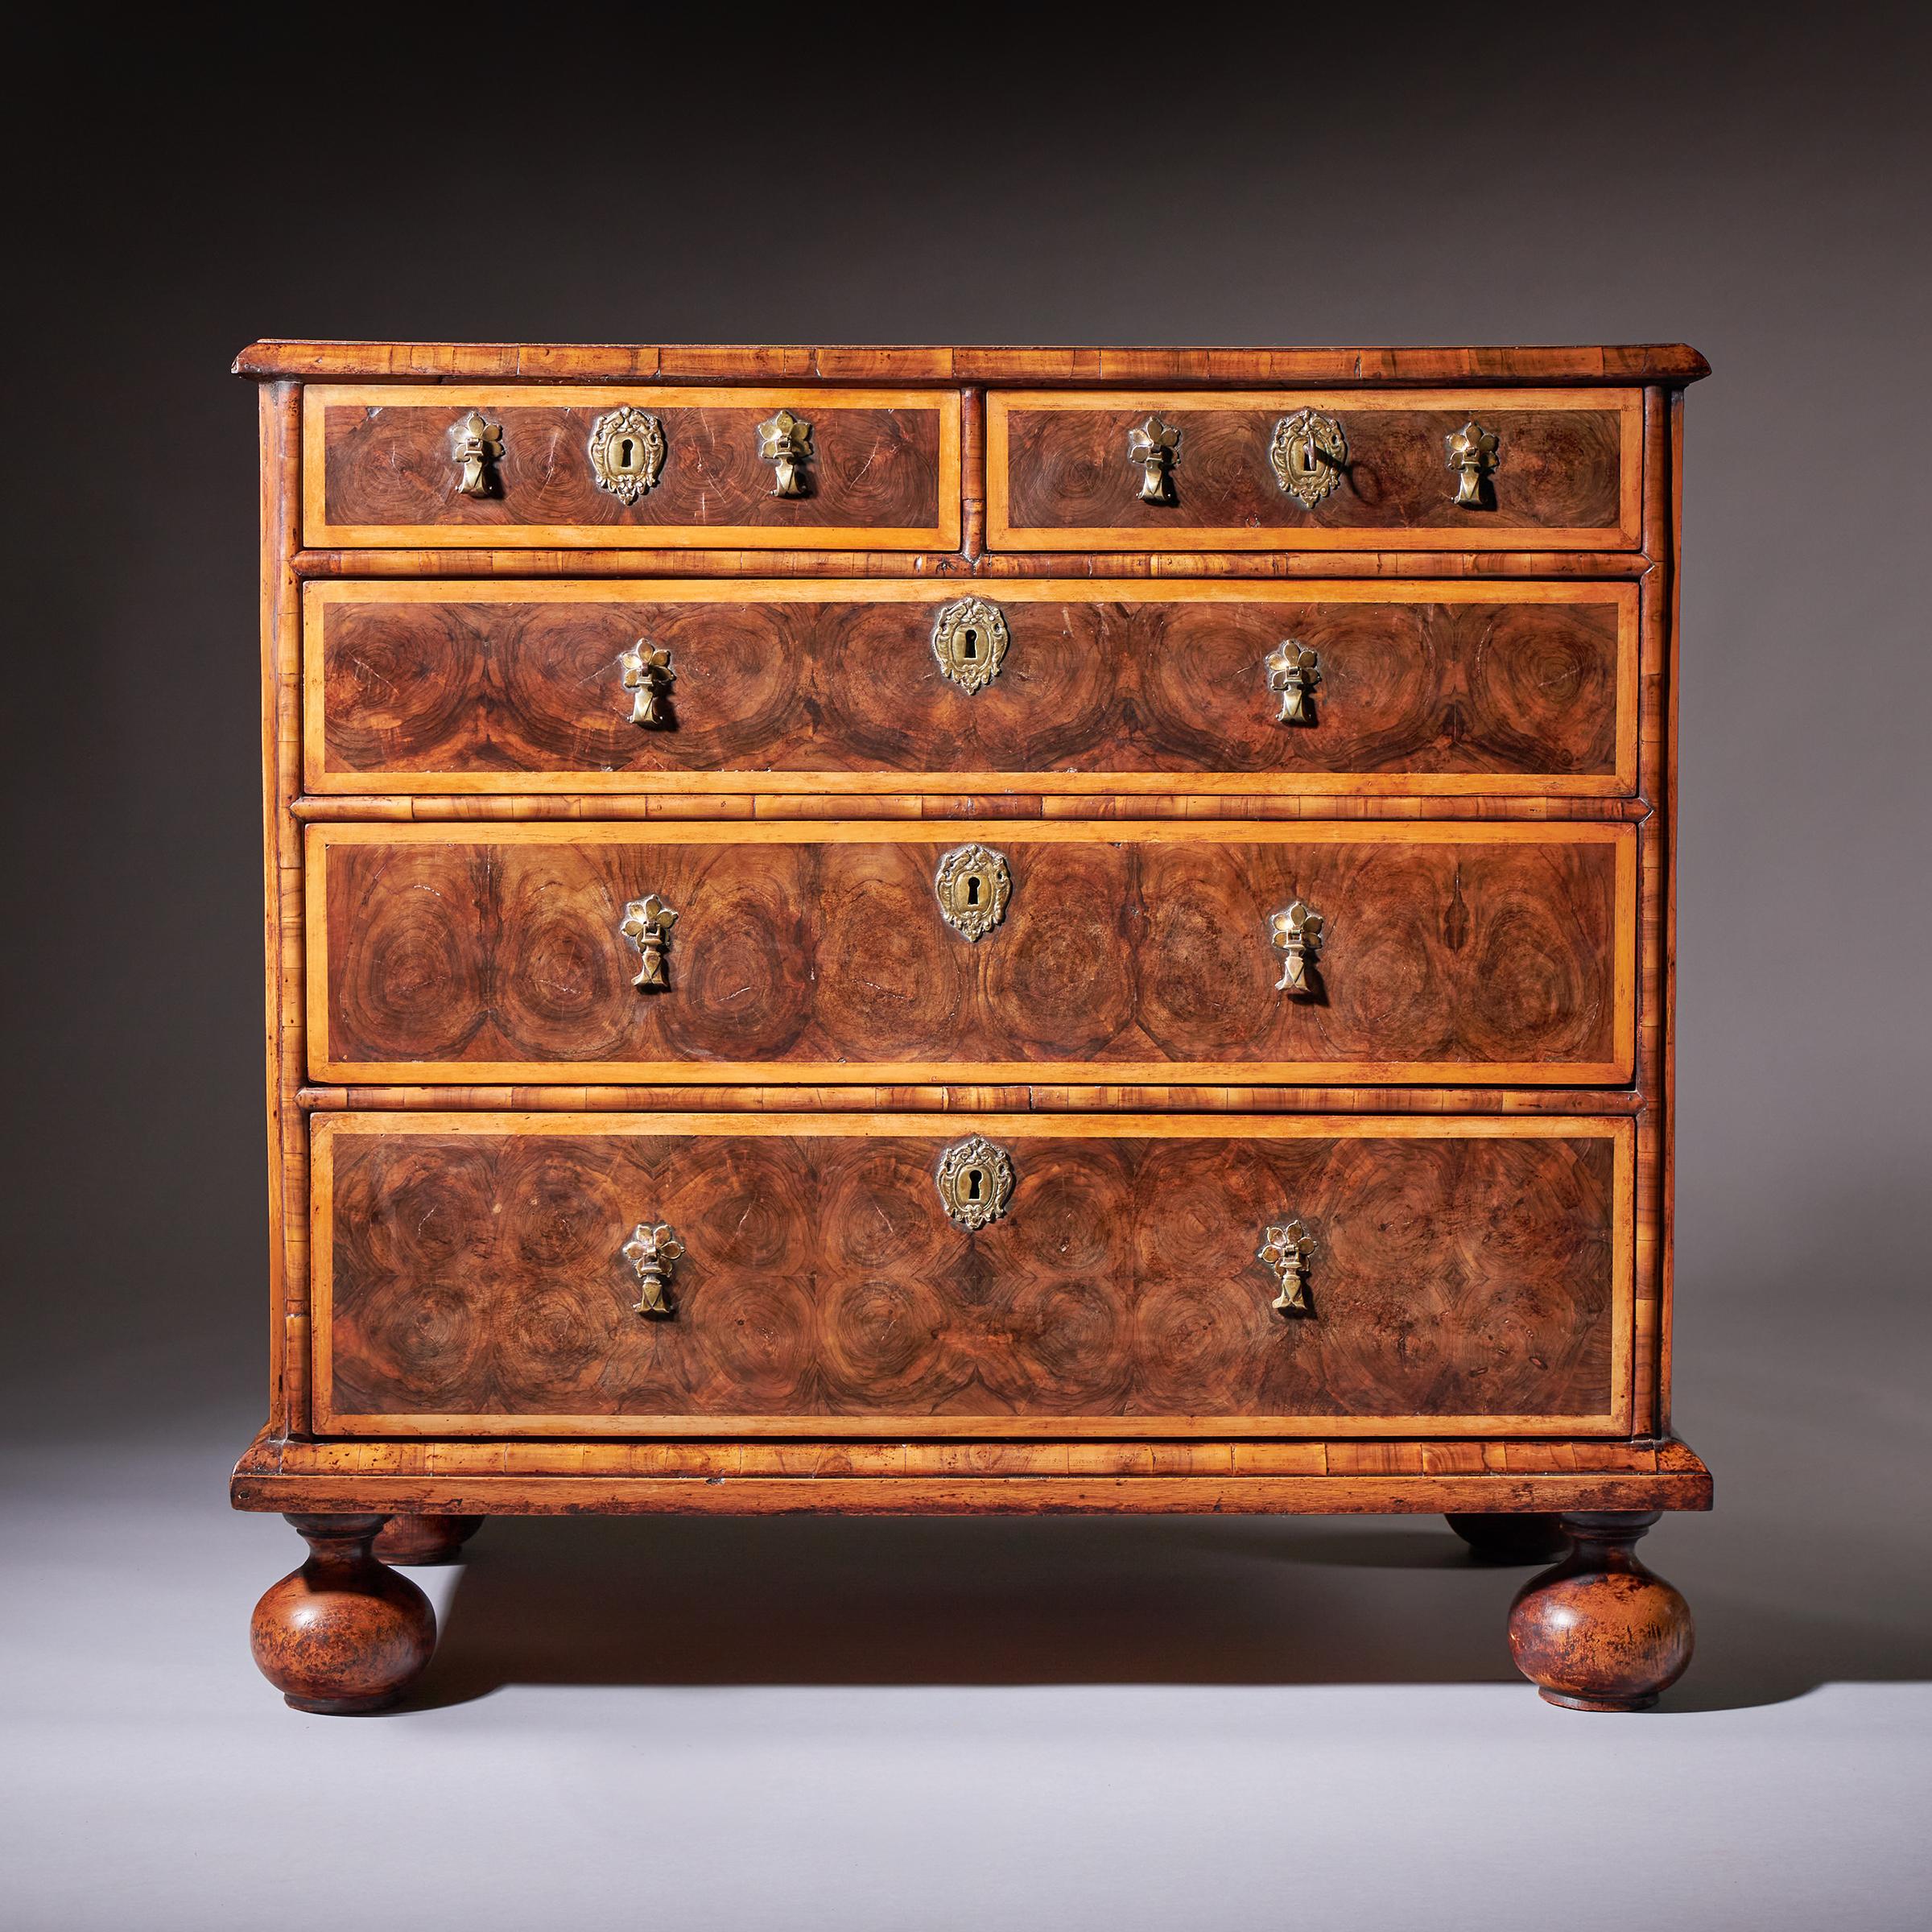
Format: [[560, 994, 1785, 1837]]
[[617, 436, 638, 470], [966, 877, 981, 906], [965, 1167, 984, 1201], [962, 628, 979, 658]]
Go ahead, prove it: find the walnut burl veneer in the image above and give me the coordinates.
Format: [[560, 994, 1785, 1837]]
[[309, 824, 1633, 1085], [312, 1116, 1629, 1437], [233, 341, 1711, 1713], [308, 581, 1637, 796]]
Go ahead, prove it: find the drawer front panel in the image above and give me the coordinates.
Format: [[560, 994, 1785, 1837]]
[[989, 389, 1642, 551], [308, 580, 1638, 797], [308, 823, 1634, 1084], [312, 1113, 1633, 1437], [303, 386, 960, 549]]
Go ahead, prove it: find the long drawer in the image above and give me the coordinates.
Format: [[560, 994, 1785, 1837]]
[[307, 822, 1635, 1085], [989, 388, 1643, 551], [311, 1112, 1634, 1438], [302, 386, 961, 549], [306, 580, 1639, 797]]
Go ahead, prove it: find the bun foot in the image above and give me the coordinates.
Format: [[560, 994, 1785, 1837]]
[[250, 1513, 436, 1714], [1445, 1511, 1571, 1564], [1508, 1511, 1693, 1711], [374, 1513, 484, 1566]]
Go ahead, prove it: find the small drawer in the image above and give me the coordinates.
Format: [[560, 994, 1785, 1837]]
[[989, 388, 1642, 551], [311, 1111, 1634, 1438], [302, 385, 961, 550], [306, 821, 1636, 1085], [306, 579, 1639, 798]]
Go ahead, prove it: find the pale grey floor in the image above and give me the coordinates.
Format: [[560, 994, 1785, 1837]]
[[6, 1306, 1929, 1932]]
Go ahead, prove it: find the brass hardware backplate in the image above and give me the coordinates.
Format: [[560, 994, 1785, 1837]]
[[935, 1135, 1015, 1231], [1269, 899, 1324, 995], [931, 596, 1010, 696], [621, 893, 679, 990], [1258, 1219, 1315, 1315], [588, 407, 667, 503], [623, 1220, 684, 1318], [1446, 419, 1501, 507], [1265, 640, 1322, 724], [934, 844, 1012, 941], [1127, 414, 1181, 504], [450, 411, 504, 498], [757, 409, 814, 497], [619, 641, 675, 727], [1269, 409, 1348, 508]]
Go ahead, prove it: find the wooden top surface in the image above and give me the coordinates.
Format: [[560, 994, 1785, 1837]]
[[234, 341, 1710, 386]]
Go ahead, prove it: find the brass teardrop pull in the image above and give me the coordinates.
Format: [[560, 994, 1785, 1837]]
[[1269, 899, 1324, 995], [623, 1220, 684, 1317], [621, 894, 679, 989], [1258, 1219, 1315, 1315], [1446, 419, 1501, 508], [1265, 641, 1322, 724]]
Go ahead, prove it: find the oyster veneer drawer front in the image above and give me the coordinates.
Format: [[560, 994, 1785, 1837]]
[[989, 389, 1643, 551], [311, 1112, 1634, 1438], [306, 822, 1635, 1085], [307, 580, 1640, 798], [302, 386, 961, 549]]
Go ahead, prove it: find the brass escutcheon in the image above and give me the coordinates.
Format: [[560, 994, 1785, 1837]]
[[935, 1135, 1015, 1231], [588, 407, 667, 503], [619, 641, 675, 728], [757, 409, 814, 497], [1269, 899, 1324, 995], [1269, 409, 1348, 509], [934, 844, 1012, 941], [621, 893, 679, 990], [623, 1220, 684, 1317], [450, 411, 504, 498], [1258, 1219, 1316, 1315], [931, 596, 1010, 696]]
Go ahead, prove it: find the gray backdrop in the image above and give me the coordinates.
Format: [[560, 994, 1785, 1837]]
[[6, 14, 1928, 1930]]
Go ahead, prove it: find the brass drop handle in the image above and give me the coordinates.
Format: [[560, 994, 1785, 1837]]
[[624, 1220, 683, 1317], [619, 641, 675, 727], [758, 409, 814, 497], [1446, 419, 1501, 507], [449, 411, 503, 498], [1269, 899, 1324, 995], [1265, 641, 1321, 724], [1127, 414, 1181, 504], [621, 894, 679, 989], [1258, 1218, 1315, 1315]]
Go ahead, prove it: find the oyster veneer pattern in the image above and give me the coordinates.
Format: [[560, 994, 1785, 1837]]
[[308, 386, 957, 547], [311, 827, 1632, 1083], [308, 583, 1636, 795], [315, 1118, 1629, 1435], [991, 390, 1640, 548]]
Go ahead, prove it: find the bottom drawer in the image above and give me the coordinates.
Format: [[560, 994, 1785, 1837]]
[[312, 1113, 1633, 1439]]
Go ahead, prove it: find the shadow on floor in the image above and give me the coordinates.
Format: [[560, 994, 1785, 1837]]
[[408, 1513, 1930, 1715]]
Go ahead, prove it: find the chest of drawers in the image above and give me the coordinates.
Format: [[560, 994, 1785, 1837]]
[[233, 341, 1711, 1715]]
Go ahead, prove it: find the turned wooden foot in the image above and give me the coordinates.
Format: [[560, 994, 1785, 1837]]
[[374, 1513, 484, 1566], [250, 1513, 436, 1714], [1446, 1511, 1571, 1564], [1508, 1510, 1693, 1710]]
